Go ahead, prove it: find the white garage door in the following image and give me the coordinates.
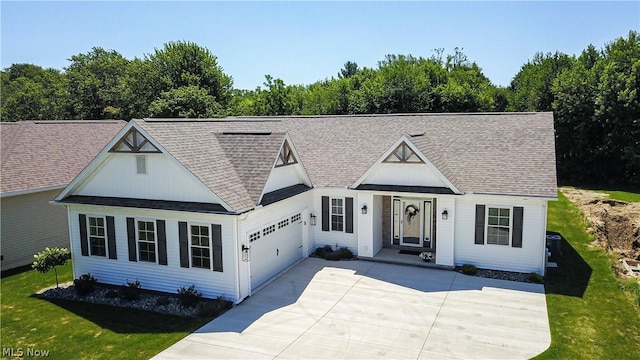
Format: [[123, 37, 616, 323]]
[[250, 213, 303, 290]]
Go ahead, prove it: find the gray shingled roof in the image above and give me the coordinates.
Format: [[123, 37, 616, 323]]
[[1, 120, 126, 195], [135, 112, 557, 212]]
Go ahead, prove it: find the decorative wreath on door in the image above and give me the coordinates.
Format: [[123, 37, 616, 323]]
[[405, 204, 420, 225]]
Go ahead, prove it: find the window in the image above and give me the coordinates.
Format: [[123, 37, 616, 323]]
[[136, 156, 147, 174], [263, 224, 276, 236], [249, 231, 261, 242], [190, 225, 211, 269], [331, 198, 344, 231], [487, 207, 511, 245], [291, 213, 301, 222], [137, 220, 156, 262], [88, 216, 106, 256], [278, 218, 289, 229]]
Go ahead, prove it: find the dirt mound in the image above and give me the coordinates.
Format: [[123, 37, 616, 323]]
[[561, 187, 640, 278]]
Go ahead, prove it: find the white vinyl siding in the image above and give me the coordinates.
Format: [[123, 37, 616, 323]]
[[67, 205, 238, 301], [454, 195, 547, 274]]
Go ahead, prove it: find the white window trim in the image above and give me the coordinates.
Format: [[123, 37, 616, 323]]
[[86, 215, 108, 258], [189, 223, 212, 269], [135, 218, 158, 264], [330, 197, 344, 232], [485, 205, 513, 246]]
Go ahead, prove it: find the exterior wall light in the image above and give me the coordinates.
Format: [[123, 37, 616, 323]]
[[310, 213, 317, 226], [442, 209, 449, 220], [361, 204, 368, 215]]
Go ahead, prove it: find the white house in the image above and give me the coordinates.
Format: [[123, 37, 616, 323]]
[[55, 113, 557, 303], [0, 120, 126, 272]]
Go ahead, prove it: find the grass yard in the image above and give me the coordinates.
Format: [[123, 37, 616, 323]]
[[0, 263, 212, 359], [536, 191, 640, 359], [595, 190, 640, 203]]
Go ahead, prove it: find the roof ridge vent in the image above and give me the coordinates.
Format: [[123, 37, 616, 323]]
[[220, 132, 273, 136]]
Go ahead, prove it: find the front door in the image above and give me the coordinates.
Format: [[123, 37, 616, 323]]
[[400, 199, 422, 247]]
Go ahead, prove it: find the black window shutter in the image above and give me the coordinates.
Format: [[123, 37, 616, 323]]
[[78, 214, 89, 256], [126, 217, 137, 262], [512, 207, 524, 248], [212, 224, 223, 272], [178, 221, 189, 268], [321, 196, 330, 231], [106, 216, 117, 260], [345, 197, 354, 233], [157, 220, 168, 265], [474, 205, 485, 245]]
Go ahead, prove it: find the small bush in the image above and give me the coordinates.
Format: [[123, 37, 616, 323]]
[[120, 279, 141, 301], [156, 296, 171, 306], [73, 273, 97, 295], [178, 285, 202, 307], [324, 251, 342, 261], [196, 296, 232, 317], [338, 247, 353, 259], [105, 290, 119, 299], [528, 272, 544, 284], [461, 264, 478, 275]]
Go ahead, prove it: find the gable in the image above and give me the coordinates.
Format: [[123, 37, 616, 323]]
[[353, 137, 459, 192], [57, 121, 230, 210], [110, 127, 161, 153], [261, 136, 312, 201]]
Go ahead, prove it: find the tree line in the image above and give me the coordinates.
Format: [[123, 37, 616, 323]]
[[1, 32, 638, 185]]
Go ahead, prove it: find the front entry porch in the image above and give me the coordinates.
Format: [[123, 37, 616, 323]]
[[357, 193, 456, 268], [359, 248, 454, 270]]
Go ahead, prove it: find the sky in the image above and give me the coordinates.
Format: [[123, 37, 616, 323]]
[[1, 1, 638, 90]]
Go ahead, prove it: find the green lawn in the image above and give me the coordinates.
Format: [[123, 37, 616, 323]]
[[0, 263, 212, 359], [595, 190, 640, 203], [536, 191, 640, 359]]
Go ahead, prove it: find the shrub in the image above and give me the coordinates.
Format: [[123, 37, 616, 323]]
[[32, 247, 71, 288], [73, 273, 97, 295], [120, 279, 141, 301], [461, 264, 478, 275], [196, 296, 232, 317], [338, 247, 353, 259], [104, 290, 119, 299], [156, 296, 171, 306], [178, 285, 202, 307], [528, 272, 544, 284], [324, 251, 342, 261], [314, 245, 334, 258]]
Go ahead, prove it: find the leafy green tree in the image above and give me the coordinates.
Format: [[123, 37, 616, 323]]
[[1, 64, 68, 121], [65, 47, 130, 119], [32, 247, 71, 288], [338, 61, 359, 79], [148, 86, 222, 118], [147, 41, 233, 111], [509, 51, 575, 111]]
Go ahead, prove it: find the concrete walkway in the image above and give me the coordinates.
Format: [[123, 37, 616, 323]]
[[153, 258, 551, 360]]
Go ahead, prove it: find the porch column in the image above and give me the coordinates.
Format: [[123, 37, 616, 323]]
[[357, 192, 374, 257], [436, 197, 455, 266]]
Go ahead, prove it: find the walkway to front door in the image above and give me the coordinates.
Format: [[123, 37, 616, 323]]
[[153, 258, 551, 360]]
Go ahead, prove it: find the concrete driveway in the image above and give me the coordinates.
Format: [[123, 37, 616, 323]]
[[153, 258, 550, 360]]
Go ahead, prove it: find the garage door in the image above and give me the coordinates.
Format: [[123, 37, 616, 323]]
[[250, 212, 303, 290]]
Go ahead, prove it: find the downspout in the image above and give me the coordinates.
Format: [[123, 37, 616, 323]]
[[542, 202, 549, 275], [234, 216, 241, 303]]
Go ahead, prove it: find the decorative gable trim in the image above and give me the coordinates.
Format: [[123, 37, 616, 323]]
[[351, 135, 461, 194], [275, 140, 298, 167], [110, 128, 161, 153], [256, 133, 313, 206], [383, 142, 424, 163]]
